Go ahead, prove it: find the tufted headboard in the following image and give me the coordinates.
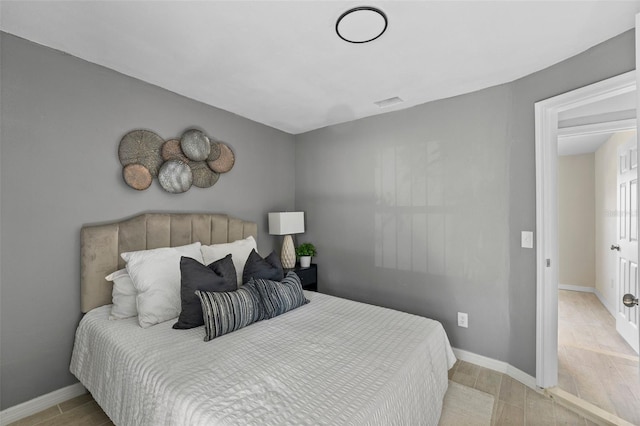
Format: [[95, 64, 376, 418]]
[[80, 213, 258, 313]]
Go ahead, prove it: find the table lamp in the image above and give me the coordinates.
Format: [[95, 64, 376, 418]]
[[268, 212, 305, 269]]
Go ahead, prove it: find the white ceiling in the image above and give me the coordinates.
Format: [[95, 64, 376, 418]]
[[2, 1, 640, 134], [557, 89, 636, 156], [558, 130, 622, 157]]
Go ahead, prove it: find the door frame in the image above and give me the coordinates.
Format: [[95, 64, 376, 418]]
[[534, 70, 636, 388]]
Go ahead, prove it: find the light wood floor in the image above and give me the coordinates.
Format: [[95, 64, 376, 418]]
[[449, 360, 595, 425], [10, 360, 594, 426], [7, 393, 113, 426], [558, 290, 640, 425]]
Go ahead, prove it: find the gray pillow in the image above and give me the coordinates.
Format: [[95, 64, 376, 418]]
[[173, 254, 237, 330], [250, 271, 309, 319], [196, 282, 263, 341], [242, 249, 284, 284]]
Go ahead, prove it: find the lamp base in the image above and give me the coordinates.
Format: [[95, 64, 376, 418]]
[[281, 234, 296, 269]]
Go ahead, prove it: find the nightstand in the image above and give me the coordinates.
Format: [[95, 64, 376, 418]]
[[292, 263, 317, 292]]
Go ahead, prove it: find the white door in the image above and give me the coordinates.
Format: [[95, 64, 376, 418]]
[[616, 137, 639, 353], [634, 12, 640, 356]]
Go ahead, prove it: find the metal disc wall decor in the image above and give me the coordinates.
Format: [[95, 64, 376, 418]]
[[208, 142, 235, 173], [161, 139, 190, 163], [123, 164, 153, 190], [180, 129, 210, 161], [118, 130, 165, 176], [207, 140, 221, 162], [190, 161, 220, 188], [118, 128, 234, 193], [158, 160, 193, 193]]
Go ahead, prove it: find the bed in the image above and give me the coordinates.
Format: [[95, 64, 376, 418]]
[[70, 213, 456, 425]]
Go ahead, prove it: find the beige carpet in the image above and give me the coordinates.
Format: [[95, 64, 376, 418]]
[[439, 381, 494, 426]]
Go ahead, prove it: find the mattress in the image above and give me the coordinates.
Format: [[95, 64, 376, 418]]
[[70, 291, 456, 426]]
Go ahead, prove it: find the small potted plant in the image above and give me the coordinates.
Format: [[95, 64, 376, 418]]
[[295, 243, 316, 268]]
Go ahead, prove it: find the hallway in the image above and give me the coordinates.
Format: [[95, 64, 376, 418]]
[[558, 290, 640, 424]]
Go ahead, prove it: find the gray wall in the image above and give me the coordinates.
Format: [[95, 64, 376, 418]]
[[506, 29, 634, 372], [0, 33, 296, 409], [295, 30, 635, 375]]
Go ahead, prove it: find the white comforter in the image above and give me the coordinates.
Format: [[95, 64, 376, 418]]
[[71, 291, 456, 426]]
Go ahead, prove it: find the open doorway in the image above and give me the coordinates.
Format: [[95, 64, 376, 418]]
[[557, 123, 639, 423], [535, 70, 640, 424]]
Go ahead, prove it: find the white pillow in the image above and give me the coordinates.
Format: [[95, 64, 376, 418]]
[[106, 269, 137, 320], [122, 242, 204, 328], [201, 236, 257, 287]]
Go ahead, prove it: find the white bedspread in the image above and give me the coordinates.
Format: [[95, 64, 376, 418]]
[[71, 291, 456, 426]]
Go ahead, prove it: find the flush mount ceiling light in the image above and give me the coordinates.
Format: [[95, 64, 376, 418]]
[[336, 6, 388, 44]]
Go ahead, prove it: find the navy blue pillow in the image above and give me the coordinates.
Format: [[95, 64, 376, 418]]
[[173, 254, 237, 329], [242, 249, 284, 284]]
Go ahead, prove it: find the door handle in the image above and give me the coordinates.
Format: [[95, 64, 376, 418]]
[[623, 294, 639, 307], [611, 244, 621, 251]]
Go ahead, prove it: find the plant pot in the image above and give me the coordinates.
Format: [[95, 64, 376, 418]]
[[299, 256, 312, 268]]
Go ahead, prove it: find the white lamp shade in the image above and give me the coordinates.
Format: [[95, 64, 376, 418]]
[[268, 212, 305, 235]]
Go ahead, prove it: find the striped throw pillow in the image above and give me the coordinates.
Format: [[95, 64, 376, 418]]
[[251, 271, 309, 319], [196, 281, 263, 342]]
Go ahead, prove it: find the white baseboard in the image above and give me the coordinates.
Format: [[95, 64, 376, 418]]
[[593, 288, 617, 318], [558, 283, 617, 318], [0, 382, 86, 426], [558, 284, 595, 293], [452, 347, 537, 390]]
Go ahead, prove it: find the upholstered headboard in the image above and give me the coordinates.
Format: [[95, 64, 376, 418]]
[[80, 213, 258, 313]]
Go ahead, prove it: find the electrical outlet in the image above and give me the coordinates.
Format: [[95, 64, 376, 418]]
[[457, 312, 468, 328]]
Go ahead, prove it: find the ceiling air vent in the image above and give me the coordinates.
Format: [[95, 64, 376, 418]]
[[374, 97, 404, 108]]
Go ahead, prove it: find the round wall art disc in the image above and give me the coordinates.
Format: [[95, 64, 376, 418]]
[[207, 142, 235, 173], [207, 140, 221, 162], [118, 130, 165, 176], [190, 161, 220, 188], [123, 164, 152, 190], [180, 129, 210, 161], [158, 159, 193, 193], [162, 139, 190, 163]]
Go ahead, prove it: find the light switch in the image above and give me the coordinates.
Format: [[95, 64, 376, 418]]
[[521, 231, 533, 249]]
